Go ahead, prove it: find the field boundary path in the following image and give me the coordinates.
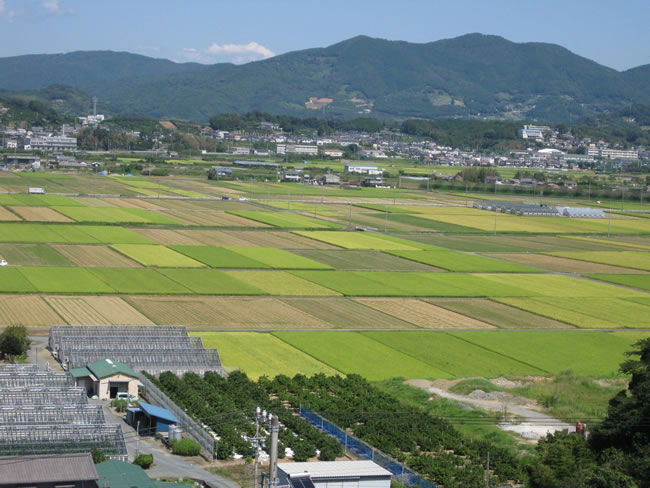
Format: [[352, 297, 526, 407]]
[[407, 379, 572, 440]]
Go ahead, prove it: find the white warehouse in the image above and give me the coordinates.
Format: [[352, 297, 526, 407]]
[[344, 164, 383, 176], [278, 461, 392, 488]]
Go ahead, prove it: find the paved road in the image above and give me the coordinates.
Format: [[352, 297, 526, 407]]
[[99, 400, 237, 488]]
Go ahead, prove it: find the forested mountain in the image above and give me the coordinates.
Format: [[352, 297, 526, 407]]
[[0, 34, 648, 122]]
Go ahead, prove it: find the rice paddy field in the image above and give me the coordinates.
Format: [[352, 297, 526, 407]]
[[3, 172, 650, 382]]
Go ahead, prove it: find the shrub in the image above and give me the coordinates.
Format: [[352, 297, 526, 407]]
[[171, 438, 201, 456], [0, 326, 30, 359], [133, 453, 153, 469], [90, 448, 106, 464], [111, 399, 127, 413]]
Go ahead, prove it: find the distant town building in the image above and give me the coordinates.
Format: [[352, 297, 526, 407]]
[[360, 149, 388, 158], [518, 127, 544, 141], [322, 149, 344, 158], [3, 154, 40, 168], [276, 144, 319, 156], [227, 146, 252, 155], [2, 138, 17, 149], [344, 164, 383, 176], [586, 146, 639, 160], [283, 171, 302, 182], [321, 174, 341, 185], [208, 166, 233, 179], [24, 135, 77, 151]]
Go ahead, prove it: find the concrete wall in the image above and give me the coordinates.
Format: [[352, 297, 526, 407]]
[[97, 374, 138, 400]]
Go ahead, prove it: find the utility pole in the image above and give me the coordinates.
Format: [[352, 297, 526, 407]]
[[384, 205, 388, 233], [269, 415, 279, 488], [252, 407, 266, 488], [136, 421, 140, 457], [486, 451, 490, 488]]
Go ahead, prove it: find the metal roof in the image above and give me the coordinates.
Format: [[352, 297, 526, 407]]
[[278, 461, 392, 479], [0, 453, 98, 485], [86, 359, 138, 379], [96, 459, 153, 488], [138, 401, 179, 424]]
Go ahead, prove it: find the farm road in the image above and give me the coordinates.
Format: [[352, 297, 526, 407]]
[[407, 379, 572, 440], [99, 400, 238, 488]]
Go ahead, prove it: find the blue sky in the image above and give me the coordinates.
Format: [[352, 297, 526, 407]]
[[0, 0, 647, 70]]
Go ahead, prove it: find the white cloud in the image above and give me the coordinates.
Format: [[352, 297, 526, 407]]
[[206, 42, 275, 60], [0, 0, 22, 21], [180, 41, 275, 64], [42, 0, 74, 16]]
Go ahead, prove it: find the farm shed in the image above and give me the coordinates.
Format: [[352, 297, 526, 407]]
[[70, 359, 139, 400], [126, 401, 179, 435], [0, 453, 98, 488], [278, 461, 392, 488]]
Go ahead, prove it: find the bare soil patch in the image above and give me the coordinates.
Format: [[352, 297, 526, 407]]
[[10, 206, 72, 222]]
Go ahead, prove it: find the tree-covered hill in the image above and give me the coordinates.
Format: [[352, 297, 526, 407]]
[[0, 34, 648, 122]]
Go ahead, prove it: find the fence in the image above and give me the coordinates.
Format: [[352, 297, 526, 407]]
[[300, 406, 437, 488], [138, 374, 215, 459]]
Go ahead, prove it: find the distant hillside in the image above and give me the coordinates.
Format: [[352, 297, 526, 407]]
[[0, 35, 648, 122]]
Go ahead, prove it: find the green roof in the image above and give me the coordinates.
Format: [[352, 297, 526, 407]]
[[70, 366, 92, 378], [95, 460, 190, 488], [96, 460, 153, 488], [87, 359, 138, 380]]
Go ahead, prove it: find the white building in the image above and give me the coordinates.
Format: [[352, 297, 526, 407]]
[[2, 139, 17, 149], [518, 128, 544, 141], [24, 135, 77, 151], [278, 461, 391, 488], [277, 144, 319, 156], [344, 164, 383, 176], [587, 146, 639, 160], [227, 146, 252, 155], [323, 149, 344, 158], [360, 149, 388, 159]]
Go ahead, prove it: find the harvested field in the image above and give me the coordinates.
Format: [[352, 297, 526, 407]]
[[52, 244, 142, 267], [0, 207, 21, 221], [427, 298, 570, 329], [0, 244, 71, 266], [294, 231, 424, 250], [292, 249, 441, 271], [355, 298, 495, 329], [128, 296, 329, 329], [161, 210, 270, 227], [487, 253, 648, 274], [104, 198, 164, 210], [45, 296, 154, 325], [111, 244, 204, 267], [0, 295, 63, 327], [9, 206, 72, 222], [547, 251, 650, 271], [132, 229, 203, 245], [225, 231, 336, 249], [280, 297, 417, 329], [387, 249, 540, 272], [178, 230, 253, 246]]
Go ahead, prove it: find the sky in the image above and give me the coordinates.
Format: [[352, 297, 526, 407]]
[[0, 0, 647, 71]]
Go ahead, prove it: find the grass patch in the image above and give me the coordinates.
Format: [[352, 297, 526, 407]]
[[386, 250, 541, 272], [194, 331, 340, 379], [293, 231, 424, 250], [0, 244, 72, 266], [588, 273, 650, 292], [89, 268, 191, 294], [19, 267, 116, 293], [509, 371, 627, 422], [362, 331, 544, 377], [111, 244, 205, 267], [273, 331, 452, 381], [0, 268, 38, 292], [225, 247, 332, 270], [159, 269, 266, 295], [226, 271, 340, 296], [170, 246, 270, 268], [450, 331, 639, 376]]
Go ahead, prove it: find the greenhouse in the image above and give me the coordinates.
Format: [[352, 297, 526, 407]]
[[0, 424, 128, 460], [0, 387, 88, 406], [0, 371, 74, 388], [0, 404, 105, 425]]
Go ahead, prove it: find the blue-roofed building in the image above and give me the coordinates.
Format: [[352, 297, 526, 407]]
[[126, 401, 179, 436]]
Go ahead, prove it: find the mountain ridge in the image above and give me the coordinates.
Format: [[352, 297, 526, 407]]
[[0, 34, 648, 122]]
